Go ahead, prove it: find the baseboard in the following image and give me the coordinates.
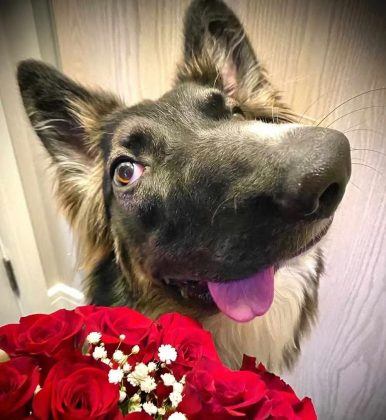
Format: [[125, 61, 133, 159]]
[[47, 282, 85, 310]]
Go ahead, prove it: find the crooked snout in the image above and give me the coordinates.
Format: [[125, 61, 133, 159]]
[[272, 126, 351, 220], [228, 123, 352, 221]]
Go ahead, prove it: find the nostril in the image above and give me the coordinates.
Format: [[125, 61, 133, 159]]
[[319, 182, 340, 211], [273, 180, 343, 220]]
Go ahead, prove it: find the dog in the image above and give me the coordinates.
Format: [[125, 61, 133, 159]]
[[17, 0, 351, 373]]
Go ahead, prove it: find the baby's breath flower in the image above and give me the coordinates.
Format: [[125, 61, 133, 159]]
[[119, 390, 127, 402], [158, 344, 177, 364], [169, 390, 183, 407], [34, 385, 42, 394], [143, 401, 158, 415], [140, 376, 157, 393], [87, 332, 102, 344], [119, 334, 126, 340], [147, 361, 157, 372], [169, 412, 187, 420], [92, 346, 107, 360], [128, 393, 142, 413], [113, 349, 125, 362], [131, 393, 141, 403], [108, 368, 124, 384], [123, 362, 132, 373], [161, 372, 176, 386], [131, 345, 140, 354], [173, 381, 184, 393], [86, 331, 102, 344], [158, 407, 166, 415], [101, 357, 111, 365], [127, 363, 149, 386]]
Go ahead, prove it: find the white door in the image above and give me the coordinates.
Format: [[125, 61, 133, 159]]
[[0, 238, 21, 324], [0, 98, 52, 323], [0, 1, 84, 325]]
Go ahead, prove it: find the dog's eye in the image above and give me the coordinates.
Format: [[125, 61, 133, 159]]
[[113, 161, 144, 186], [231, 106, 245, 120]]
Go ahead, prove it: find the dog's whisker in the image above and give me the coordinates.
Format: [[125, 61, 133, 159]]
[[350, 147, 386, 157], [349, 180, 363, 193], [339, 119, 369, 133], [351, 162, 384, 176], [298, 91, 330, 124], [345, 128, 386, 137], [315, 87, 386, 127], [323, 105, 386, 129], [233, 194, 239, 214], [212, 69, 221, 89], [211, 197, 231, 225]]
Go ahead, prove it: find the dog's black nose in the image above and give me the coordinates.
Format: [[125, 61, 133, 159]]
[[274, 127, 351, 219]]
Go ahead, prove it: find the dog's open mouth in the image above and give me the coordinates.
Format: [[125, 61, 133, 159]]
[[161, 267, 274, 323], [159, 219, 332, 323]]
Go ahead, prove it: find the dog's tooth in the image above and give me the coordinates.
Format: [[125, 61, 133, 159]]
[[180, 288, 188, 299]]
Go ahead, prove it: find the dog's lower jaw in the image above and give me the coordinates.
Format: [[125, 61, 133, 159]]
[[202, 247, 322, 373], [87, 246, 321, 373]]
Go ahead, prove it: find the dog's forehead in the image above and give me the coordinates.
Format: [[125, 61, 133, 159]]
[[105, 83, 225, 158], [159, 82, 222, 107]]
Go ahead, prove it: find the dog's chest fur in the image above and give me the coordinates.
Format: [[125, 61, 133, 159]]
[[203, 248, 321, 372]]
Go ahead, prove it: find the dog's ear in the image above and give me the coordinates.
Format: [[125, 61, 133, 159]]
[[177, 0, 281, 110], [17, 60, 121, 165], [17, 60, 122, 265]]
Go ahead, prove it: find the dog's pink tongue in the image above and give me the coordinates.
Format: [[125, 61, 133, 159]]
[[208, 267, 274, 322]]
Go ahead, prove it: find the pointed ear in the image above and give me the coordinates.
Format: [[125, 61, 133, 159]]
[[17, 60, 123, 267], [17, 60, 122, 163], [177, 0, 288, 117]]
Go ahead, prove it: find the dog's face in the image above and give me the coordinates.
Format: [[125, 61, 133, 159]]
[[18, 0, 350, 322]]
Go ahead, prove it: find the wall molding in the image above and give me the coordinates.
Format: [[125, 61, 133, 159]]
[[47, 282, 85, 310]]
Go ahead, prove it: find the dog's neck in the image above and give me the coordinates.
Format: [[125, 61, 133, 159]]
[[87, 247, 321, 372], [203, 248, 322, 372]]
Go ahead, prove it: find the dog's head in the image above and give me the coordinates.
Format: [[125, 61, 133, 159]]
[[17, 0, 350, 322]]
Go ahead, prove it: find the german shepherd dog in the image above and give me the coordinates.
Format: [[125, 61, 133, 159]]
[[17, 0, 351, 372]]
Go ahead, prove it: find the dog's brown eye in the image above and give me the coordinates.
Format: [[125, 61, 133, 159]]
[[113, 161, 144, 186], [232, 106, 245, 120]]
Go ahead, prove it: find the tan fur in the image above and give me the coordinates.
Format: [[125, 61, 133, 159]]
[[177, 40, 295, 123], [54, 95, 123, 271], [203, 248, 320, 373]]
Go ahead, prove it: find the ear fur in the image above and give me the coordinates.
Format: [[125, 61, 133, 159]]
[[17, 60, 123, 269], [177, 0, 292, 120]]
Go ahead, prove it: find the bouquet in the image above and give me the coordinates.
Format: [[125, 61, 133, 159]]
[[0, 306, 316, 419]]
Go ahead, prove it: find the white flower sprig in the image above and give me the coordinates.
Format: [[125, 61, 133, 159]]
[[86, 331, 102, 345], [158, 344, 178, 364], [169, 413, 187, 420], [84, 333, 185, 418]]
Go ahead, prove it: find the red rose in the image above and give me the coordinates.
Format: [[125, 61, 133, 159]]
[[241, 356, 317, 419], [0, 356, 40, 419], [18, 309, 84, 358], [33, 356, 120, 419], [0, 323, 19, 357], [154, 313, 220, 378], [78, 306, 155, 357], [180, 359, 267, 419], [121, 414, 153, 419]]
